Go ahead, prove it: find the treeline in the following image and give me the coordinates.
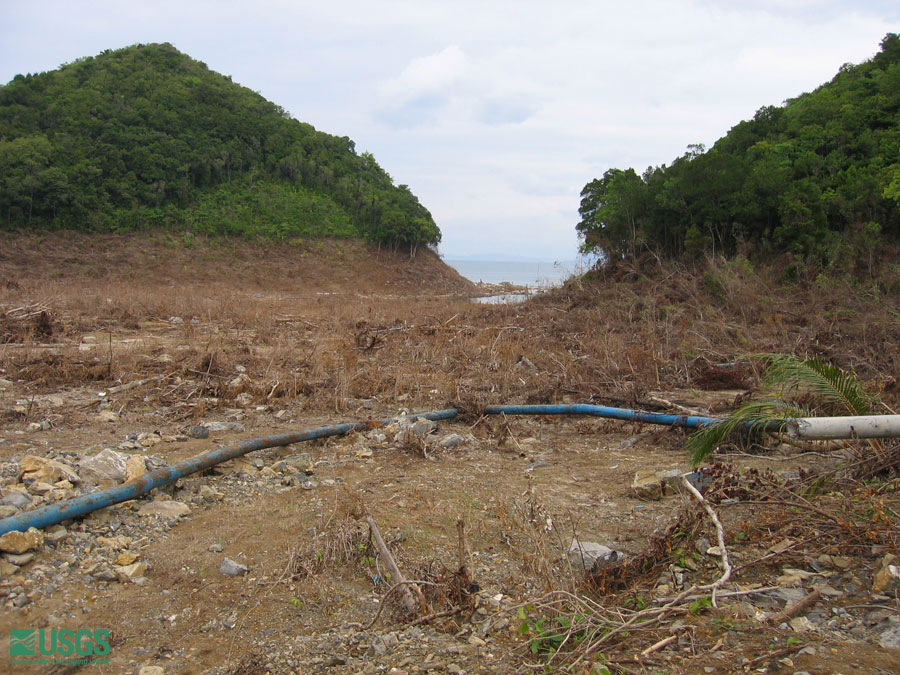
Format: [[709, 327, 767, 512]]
[[0, 42, 440, 252], [577, 34, 900, 271]]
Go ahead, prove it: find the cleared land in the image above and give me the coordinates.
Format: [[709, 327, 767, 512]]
[[1, 234, 898, 673]]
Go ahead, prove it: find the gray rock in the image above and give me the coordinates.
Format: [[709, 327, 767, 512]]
[[79, 448, 130, 484], [138, 500, 190, 519], [188, 425, 210, 439], [879, 624, 900, 649], [219, 558, 248, 576], [632, 470, 662, 500], [203, 421, 245, 433], [0, 491, 32, 509], [656, 469, 688, 495], [567, 539, 624, 572], [439, 433, 466, 449], [4, 552, 34, 566]]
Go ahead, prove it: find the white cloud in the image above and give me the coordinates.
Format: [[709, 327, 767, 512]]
[[0, 0, 897, 259]]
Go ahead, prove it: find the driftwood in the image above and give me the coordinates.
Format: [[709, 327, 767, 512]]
[[767, 588, 822, 625], [366, 513, 419, 615], [107, 373, 170, 395]]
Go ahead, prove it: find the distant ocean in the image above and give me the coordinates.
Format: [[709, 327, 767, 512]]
[[445, 260, 584, 287]]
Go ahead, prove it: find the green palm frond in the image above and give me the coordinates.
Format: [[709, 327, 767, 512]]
[[687, 353, 874, 466], [686, 397, 808, 466], [753, 353, 874, 416]]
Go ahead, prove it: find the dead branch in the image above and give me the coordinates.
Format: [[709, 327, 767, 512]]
[[766, 588, 822, 625], [682, 475, 731, 607], [366, 513, 419, 615]]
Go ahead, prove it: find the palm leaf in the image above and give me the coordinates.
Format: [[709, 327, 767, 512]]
[[686, 397, 808, 466], [687, 353, 871, 466], [752, 353, 874, 416]]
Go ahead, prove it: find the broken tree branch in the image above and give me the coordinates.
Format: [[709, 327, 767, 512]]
[[366, 513, 419, 615], [682, 474, 731, 608]]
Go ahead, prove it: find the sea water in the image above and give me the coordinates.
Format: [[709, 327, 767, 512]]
[[444, 260, 583, 288]]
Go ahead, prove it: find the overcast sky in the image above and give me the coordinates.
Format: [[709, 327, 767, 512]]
[[2, 1, 897, 260]]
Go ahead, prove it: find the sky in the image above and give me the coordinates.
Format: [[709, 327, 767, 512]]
[[1, 2, 898, 261]]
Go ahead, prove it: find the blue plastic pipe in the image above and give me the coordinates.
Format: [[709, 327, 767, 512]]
[[483, 404, 722, 428], [0, 410, 458, 536]]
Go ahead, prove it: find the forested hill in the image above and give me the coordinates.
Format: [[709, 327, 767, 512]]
[[0, 43, 440, 252], [578, 34, 900, 269]]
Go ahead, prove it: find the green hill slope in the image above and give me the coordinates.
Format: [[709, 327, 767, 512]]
[[577, 34, 900, 269], [0, 42, 440, 252]]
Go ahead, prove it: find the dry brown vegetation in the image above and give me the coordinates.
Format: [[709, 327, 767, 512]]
[[1, 233, 899, 673]]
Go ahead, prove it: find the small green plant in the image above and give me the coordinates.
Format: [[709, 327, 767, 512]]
[[689, 597, 713, 615], [785, 636, 801, 648], [290, 597, 302, 608], [517, 606, 590, 657]]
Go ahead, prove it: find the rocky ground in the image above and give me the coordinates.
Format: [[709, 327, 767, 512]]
[[0, 235, 898, 673]]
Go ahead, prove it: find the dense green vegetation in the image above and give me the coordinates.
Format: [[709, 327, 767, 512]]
[[0, 43, 440, 252], [578, 34, 900, 271]]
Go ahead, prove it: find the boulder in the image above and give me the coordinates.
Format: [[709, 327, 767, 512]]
[[202, 421, 245, 433], [0, 527, 44, 554], [0, 490, 33, 509], [632, 470, 663, 501], [219, 558, 248, 576], [79, 449, 130, 484], [117, 561, 148, 580], [20, 455, 80, 484], [125, 455, 148, 482], [138, 500, 190, 519], [568, 539, 625, 572]]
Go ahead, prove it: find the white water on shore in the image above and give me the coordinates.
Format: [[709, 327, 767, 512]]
[[444, 260, 583, 287]]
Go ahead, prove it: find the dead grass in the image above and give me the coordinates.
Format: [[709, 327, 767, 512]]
[[3, 234, 900, 671]]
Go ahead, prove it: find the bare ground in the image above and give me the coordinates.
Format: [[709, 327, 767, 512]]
[[0, 234, 898, 674]]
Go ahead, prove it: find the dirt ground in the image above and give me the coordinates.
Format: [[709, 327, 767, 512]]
[[0, 235, 898, 674]]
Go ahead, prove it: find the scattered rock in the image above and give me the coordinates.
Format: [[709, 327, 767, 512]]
[[879, 624, 900, 650], [79, 449, 130, 484], [632, 470, 662, 500], [44, 527, 68, 545], [26, 481, 54, 496], [125, 455, 147, 482], [203, 421, 246, 433], [96, 410, 119, 423], [20, 455, 80, 484], [439, 433, 466, 449], [97, 535, 133, 550], [4, 551, 34, 567], [116, 552, 140, 566], [117, 561, 148, 580], [567, 539, 624, 572], [138, 500, 191, 519], [137, 666, 165, 675], [817, 554, 852, 570], [0, 527, 44, 554], [188, 425, 210, 439], [220, 558, 248, 576], [872, 561, 900, 594], [0, 491, 32, 509]]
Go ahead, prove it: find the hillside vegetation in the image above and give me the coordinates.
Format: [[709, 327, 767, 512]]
[[0, 43, 440, 252], [578, 34, 900, 273]]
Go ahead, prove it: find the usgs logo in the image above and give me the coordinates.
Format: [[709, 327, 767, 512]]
[[9, 628, 110, 662]]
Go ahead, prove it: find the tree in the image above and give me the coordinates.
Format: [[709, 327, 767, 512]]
[[577, 168, 647, 259]]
